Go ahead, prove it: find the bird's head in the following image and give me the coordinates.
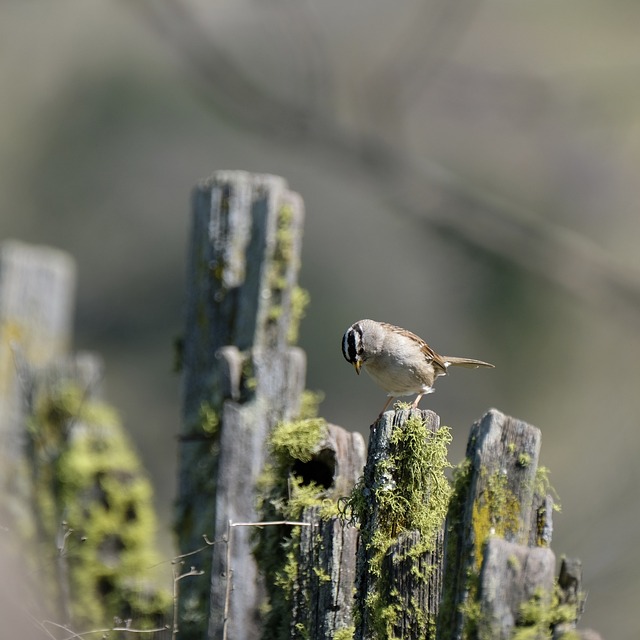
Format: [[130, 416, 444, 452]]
[[342, 321, 366, 374]]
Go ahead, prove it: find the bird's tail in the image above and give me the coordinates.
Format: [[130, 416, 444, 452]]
[[443, 356, 494, 369]]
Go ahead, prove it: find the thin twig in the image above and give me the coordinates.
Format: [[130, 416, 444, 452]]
[[171, 561, 204, 640], [230, 520, 313, 528], [222, 520, 233, 640], [41, 619, 169, 640]]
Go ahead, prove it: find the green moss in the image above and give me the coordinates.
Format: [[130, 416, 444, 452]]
[[442, 456, 568, 640], [333, 627, 355, 640], [512, 586, 580, 640], [517, 453, 532, 467], [264, 202, 309, 346], [29, 383, 170, 629], [313, 566, 332, 583], [535, 466, 561, 512], [438, 458, 473, 633], [348, 415, 453, 639], [288, 285, 310, 344], [198, 401, 220, 435], [269, 417, 326, 465], [439, 460, 523, 638]]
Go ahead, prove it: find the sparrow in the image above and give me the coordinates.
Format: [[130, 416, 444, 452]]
[[342, 319, 494, 415]]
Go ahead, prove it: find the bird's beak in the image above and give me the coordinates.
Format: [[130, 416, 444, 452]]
[[353, 361, 362, 375]]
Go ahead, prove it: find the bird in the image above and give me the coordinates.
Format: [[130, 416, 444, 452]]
[[342, 319, 494, 415]]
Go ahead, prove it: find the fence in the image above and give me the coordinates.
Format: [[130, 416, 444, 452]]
[[0, 171, 603, 639]]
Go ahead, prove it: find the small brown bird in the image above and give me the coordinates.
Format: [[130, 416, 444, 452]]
[[342, 319, 494, 414]]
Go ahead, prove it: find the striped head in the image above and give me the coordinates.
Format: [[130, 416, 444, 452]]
[[342, 321, 366, 374]]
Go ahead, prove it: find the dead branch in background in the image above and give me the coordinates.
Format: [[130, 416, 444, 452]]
[[126, 0, 640, 323]]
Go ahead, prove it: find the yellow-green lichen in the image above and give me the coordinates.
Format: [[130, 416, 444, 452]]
[[535, 466, 561, 512], [471, 469, 521, 572], [333, 626, 355, 640], [264, 202, 309, 346], [518, 453, 532, 467], [29, 382, 170, 629], [269, 417, 326, 464], [198, 401, 220, 435], [512, 585, 580, 640], [288, 285, 310, 344]]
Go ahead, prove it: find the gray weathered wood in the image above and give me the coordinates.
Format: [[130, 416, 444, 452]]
[[478, 537, 556, 639], [293, 507, 360, 639], [381, 527, 445, 639], [0, 241, 76, 538], [438, 408, 542, 640], [175, 171, 307, 640], [552, 557, 598, 640], [290, 423, 365, 639]]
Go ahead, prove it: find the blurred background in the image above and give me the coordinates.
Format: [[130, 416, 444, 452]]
[[2, 1, 640, 637]]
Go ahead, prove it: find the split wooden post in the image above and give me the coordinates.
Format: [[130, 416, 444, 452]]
[[438, 408, 543, 639], [175, 171, 307, 639]]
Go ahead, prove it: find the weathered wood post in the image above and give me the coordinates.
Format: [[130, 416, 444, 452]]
[[175, 171, 309, 639], [0, 240, 169, 631], [437, 408, 602, 640], [352, 408, 452, 640], [0, 241, 76, 539], [287, 423, 366, 639]]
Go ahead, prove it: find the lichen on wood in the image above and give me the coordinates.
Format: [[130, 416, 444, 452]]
[[27, 358, 170, 630], [350, 408, 452, 640]]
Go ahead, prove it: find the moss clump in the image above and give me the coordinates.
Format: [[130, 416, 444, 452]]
[[348, 414, 453, 639], [512, 585, 580, 640], [254, 405, 333, 640], [268, 417, 326, 465], [534, 466, 561, 511], [198, 401, 220, 435], [29, 383, 170, 630], [333, 627, 355, 640]]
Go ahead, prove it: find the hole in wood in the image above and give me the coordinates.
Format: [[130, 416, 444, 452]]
[[291, 448, 336, 490]]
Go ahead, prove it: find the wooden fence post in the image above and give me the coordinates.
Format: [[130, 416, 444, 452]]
[[353, 408, 450, 640], [289, 423, 366, 639], [0, 240, 76, 540], [436, 408, 602, 640], [438, 409, 542, 639], [175, 171, 308, 639], [0, 240, 169, 632]]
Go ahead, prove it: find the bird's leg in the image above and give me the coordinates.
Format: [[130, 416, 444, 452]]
[[410, 393, 424, 409], [378, 396, 395, 417]]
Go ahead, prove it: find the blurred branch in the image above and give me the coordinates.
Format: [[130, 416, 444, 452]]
[[356, 0, 483, 138], [130, 0, 640, 321]]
